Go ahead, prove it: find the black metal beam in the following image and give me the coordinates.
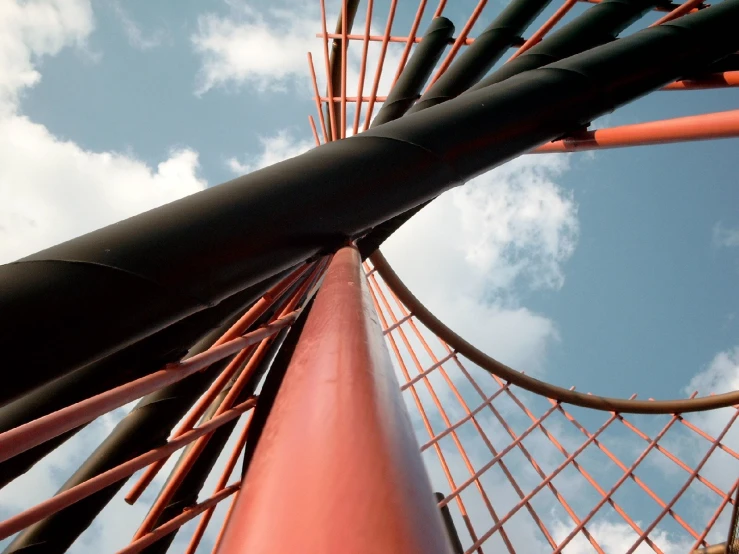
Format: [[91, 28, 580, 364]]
[[409, 0, 554, 113], [370, 17, 455, 127], [3, 273, 302, 553], [358, 0, 662, 256], [471, 0, 667, 91], [138, 325, 291, 554], [0, 272, 287, 488], [2, 0, 739, 411]]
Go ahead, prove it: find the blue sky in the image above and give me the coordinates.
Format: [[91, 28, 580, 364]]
[[1, 0, 738, 552]]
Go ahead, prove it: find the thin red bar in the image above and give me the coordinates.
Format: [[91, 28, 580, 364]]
[[626, 409, 739, 553], [123, 344, 256, 504], [133, 262, 327, 537], [307, 53, 329, 142], [509, 0, 578, 60], [0, 314, 297, 464], [318, 32, 475, 45], [340, 0, 348, 138], [321, 95, 388, 101], [214, 246, 453, 554], [429, 0, 488, 86], [391, 0, 428, 86], [184, 413, 253, 554], [663, 71, 739, 90], [352, 0, 374, 135], [319, 0, 338, 140], [0, 400, 254, 541], [364, 269, 487, 551], [116, 483, 240, 554], [534, 109, 739, 153], [362, 0, 398, 131], [651, 0, 706, 26]]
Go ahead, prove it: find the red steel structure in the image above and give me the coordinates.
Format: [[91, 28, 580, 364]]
[[1, 0, 739, 553]]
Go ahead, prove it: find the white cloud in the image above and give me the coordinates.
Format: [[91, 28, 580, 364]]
[[0, 0, 207, 265], [110, 1, 168, 51], [685, 347, 739, 396], [191, 0, 406, 109], [552, 519, 692, 553], [713, 222, 739, 248], [0, 0, 94, 112], [383, 153, 578, 374], [192, 2, 319, 95], [0, 116, 206, 263], [226, 129, 314, 174]]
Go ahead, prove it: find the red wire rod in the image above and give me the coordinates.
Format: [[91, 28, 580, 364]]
[[131, 260, 329, 535], [123, 344, 257, 505], [320, 95, 388, 101], [319, 0, 338, 140], [420, 382, 512, 450], [651, 0, 706, 26], [126, 260, 328, 504], [0, 400, 254, 541], [390, 0, 429, 87], [183, 412, 253, 554], [213, 263, 310, 348], [627, 409, 739, 553], [352, 0, 373, 135], [509, 0, 579, 60], [534, 109, 739, 153], [362, 0, 398, 131], [0, 311, 299, 464], [340, 6, 353, 137], [400, 350, 456, 390], [663, 71, 739, 90], [307, 53, 329, 142], [316, 32, 476, 45], [462, 410, 621, 553], [116, 483, 241, 554], [132, 340, 270, 539], [429, 0, 488, 86]]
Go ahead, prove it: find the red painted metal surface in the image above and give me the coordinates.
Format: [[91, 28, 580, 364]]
[[214, 246, 453, 554], [0, 314, 296, 464], [0, 399, 255, 541], [534, 109, 739, 153]]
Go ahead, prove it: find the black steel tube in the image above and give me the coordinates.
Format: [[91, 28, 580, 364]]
[[370, 17, 455, 127], [359, 0, 662, 255], [0, 272, 287, 488], [409, 0, 554, 113], [2, 274, 301, 554], [2, 0, 739, 410], [471, 0, 665, 91], [139, 326, 291, 554], [435, 492, 464, 554], [324, 0, 361, 141]]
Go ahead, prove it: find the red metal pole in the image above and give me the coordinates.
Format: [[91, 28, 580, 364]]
[[533, 109, 739, 153], [214, 246, 453, 554]]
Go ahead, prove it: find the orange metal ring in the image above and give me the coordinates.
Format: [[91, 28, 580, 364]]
[[371, 251, 739, 414]]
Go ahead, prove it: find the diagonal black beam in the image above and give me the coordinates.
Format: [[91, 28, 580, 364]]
[[470, 0, 669, 91], [358, 0, 664, 256], [137, 325, 291, 554], [3, 273, 304, 554], [0, 272, 288, 488], [2, 0, 739, 410], [324, 0, 361, 141], [409, 0, 554, 114], [370, 17, 455, 128]]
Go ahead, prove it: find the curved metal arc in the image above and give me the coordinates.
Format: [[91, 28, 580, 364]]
[[370, 251, 739, 414]]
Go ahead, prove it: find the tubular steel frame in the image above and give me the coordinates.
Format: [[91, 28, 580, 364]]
[[1, 0, 739, 553]]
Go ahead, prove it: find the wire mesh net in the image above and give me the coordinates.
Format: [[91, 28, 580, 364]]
[[366, 258, 739, 553]]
